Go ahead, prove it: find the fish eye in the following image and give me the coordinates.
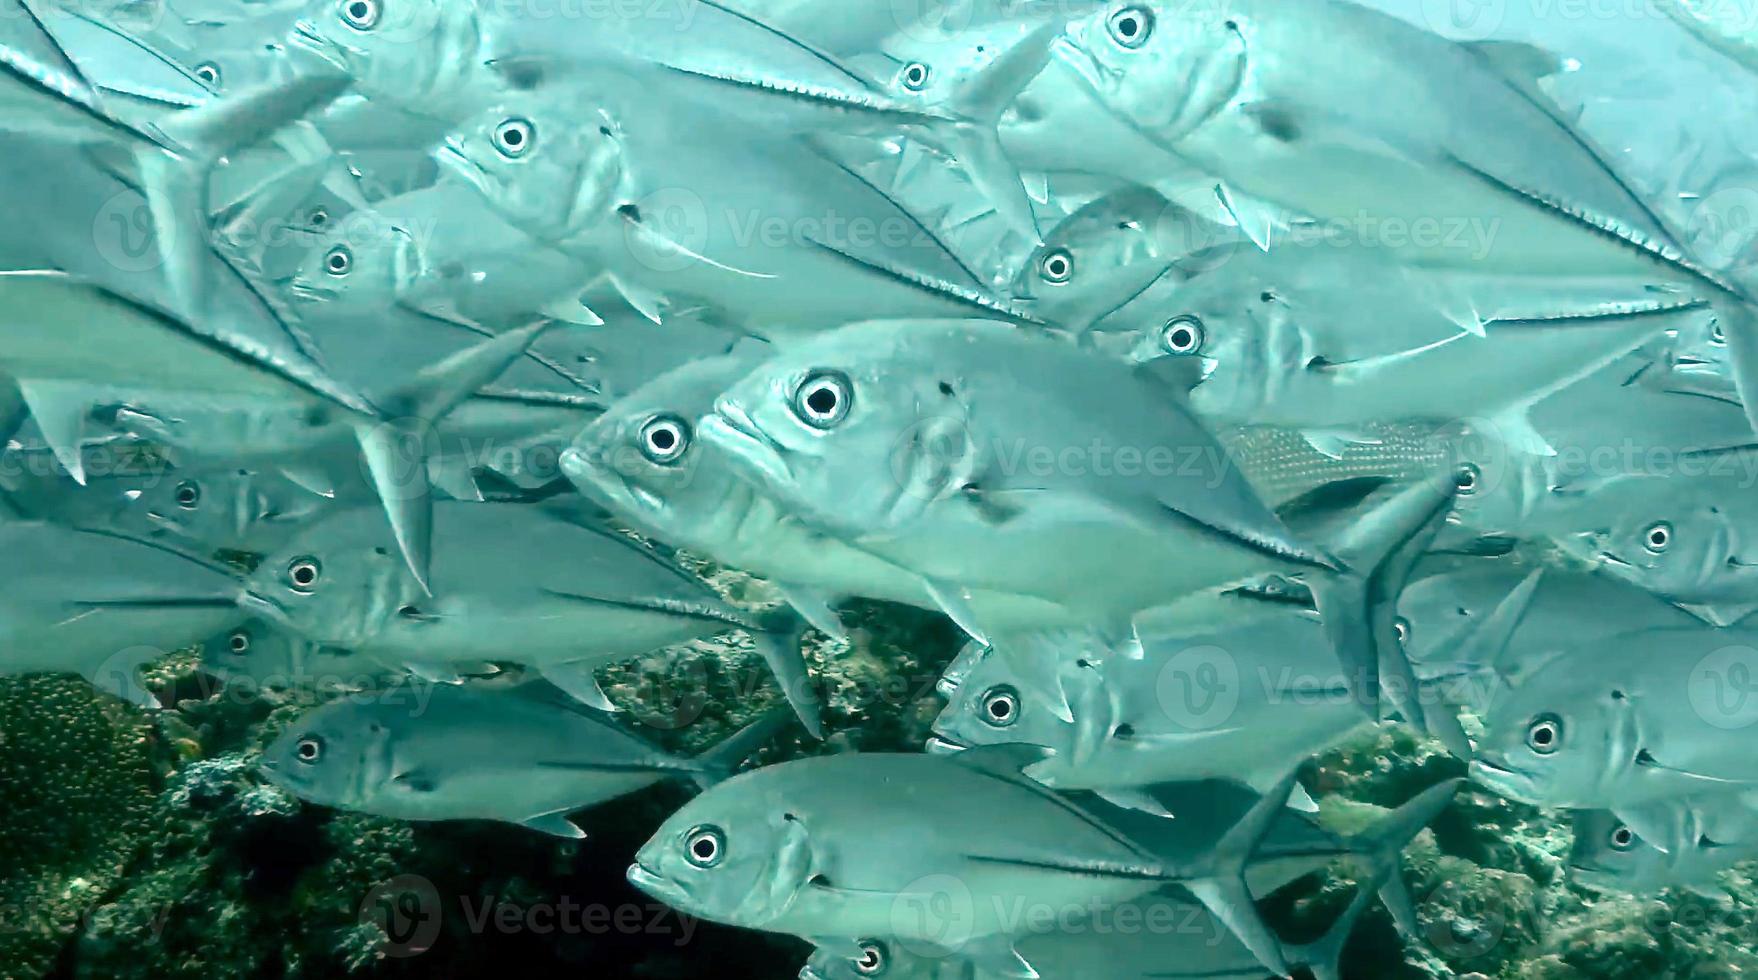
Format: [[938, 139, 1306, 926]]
[[287, 557, 322, 593], [228, 631, 251, 655], [1525, 713, 1563, 754], [1038, 248, 1075, 284], [639, 414, 691, 465], [853, 940, 888, 976], [194, 62, 221, 87], [324, 245, 353, 277], [684, 824, 725, 868], [1711, 320, 1727, 347], [793, 371, 853, 429], [307, 206, 330, 229], [1454, 463, 1481, 496], [174, 480, 201, 510], [1609, 824, 1637, 851], [296, 735, 325, 763], [1106, 6, 1154, 48], [1161, 315, 1205, 355], [979, 685, 1020, 728], [338, 0, 380, 30], [493, 117, 536, 158], [1643, 521, 1672, 553], [898, 61, 931, 92], [1393, 617, 1410, 645]]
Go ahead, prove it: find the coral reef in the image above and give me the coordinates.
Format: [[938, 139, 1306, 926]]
[[4, 604, 1758, 978]]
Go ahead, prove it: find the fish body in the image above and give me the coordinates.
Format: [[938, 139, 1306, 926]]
[[1471, 622, 1758, 810], [931, 601, 1384, 798], [1570, 795, 1758, 896], [1657, 0, 1758, 73], [0, 518, 243, 704], [259, 681, 762, 835]]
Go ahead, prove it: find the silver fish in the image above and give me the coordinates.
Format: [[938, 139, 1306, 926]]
[[700, 319, 1458, 726], [1657, 0, 1758, 74], [0, 517, 244, 705], [628, 746, 1322, 975], [241, 500, 822, 735], [1569, 795, 1758, 898], [259, 681, 787, 836]]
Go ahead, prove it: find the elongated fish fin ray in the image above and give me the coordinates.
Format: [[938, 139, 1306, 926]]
[[1346, 778, 1463, 938], [1453, 568, 1546, 690], [921, 576, 990, 646], [151, 70, 352, 159], [354, 419, 435, 595], [753, 609, 823, 739], [15, 379, 89, 485], [537, 660, 618, 711], [520, 809, 588, 838], [805, 237, 1049, 327], [775, 583, 848, 642], [939, 19, 1064, 243], [688, 0, 875, 90], [691, 705, 796, 790], [1309, 474, 1456, 732], [1214, 182, 1283, 252]]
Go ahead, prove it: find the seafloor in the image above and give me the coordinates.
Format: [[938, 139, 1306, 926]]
[[3, 572, 1755, 979]]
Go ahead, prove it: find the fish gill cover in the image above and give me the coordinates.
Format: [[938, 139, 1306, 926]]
[[0, 0, 1757, 976]]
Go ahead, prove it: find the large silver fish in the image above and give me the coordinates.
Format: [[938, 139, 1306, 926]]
[[628, 746, 1320, 975], [259, 681, 788, 837], [1657, 0, 1758, 74], [700, 318, 1458, 725], [241, 500, 822, 734]]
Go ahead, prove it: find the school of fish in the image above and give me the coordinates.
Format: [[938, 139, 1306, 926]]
[[3, 0, 1757, 975]]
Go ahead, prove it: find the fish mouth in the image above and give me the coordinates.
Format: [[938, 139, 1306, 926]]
[[559, 446, 666, 516], [1596, 550, 1634, 569], [625, 863, 689, 907], [1467, 756, 1539, 802], [698, 401, 793, 491], [289, 19, 351, 70], [925, 734, 968, 755], [435, 139, 490, 194], [1050, 35, 1118, 93], [284, 276, 339, 304]]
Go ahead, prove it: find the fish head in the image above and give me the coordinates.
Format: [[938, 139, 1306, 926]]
[[930, 643, 1079, 760], [1055, 1, 1247, 144], [259, 701, 387, 807], [1562, 477, 1735, 602], [804, 939, 936, 980], [244, 508, 422, 648], [200, 618, 375, 692], [629, 775, 807, 928], [1471, 668, 1621, 807], [135, 469, 259, 549], [438, 93, 625, 246], [1120, 256, 1271, 417], [560, 355, 759, 534], [283, 216, 414, 311], [1567, 809, 1656, 894], [291, 0, 479, 101]]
